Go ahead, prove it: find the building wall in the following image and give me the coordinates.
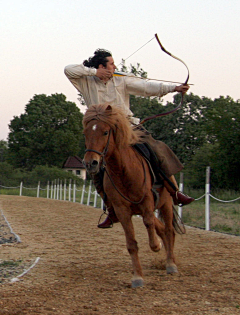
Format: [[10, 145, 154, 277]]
[[64, 168, 87, 180]]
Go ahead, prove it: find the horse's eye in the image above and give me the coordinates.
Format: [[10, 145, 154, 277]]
[[104, 131, 109, 136]]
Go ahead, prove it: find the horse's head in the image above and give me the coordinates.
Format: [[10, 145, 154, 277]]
[[83, 118, 112, 175], [82, 103, 144, 175]]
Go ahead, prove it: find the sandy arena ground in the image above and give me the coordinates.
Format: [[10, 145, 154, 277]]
[[0, 195, 240, 315]]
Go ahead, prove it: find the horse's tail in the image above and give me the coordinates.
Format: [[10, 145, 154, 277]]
[[172, 206, 186, 235], [158, 206, 186, 235]]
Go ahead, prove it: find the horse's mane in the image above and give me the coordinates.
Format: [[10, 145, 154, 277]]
[[83, 104, 145, 148]]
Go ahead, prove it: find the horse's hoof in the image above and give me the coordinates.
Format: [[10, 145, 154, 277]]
[[152, 246, 160, 252], [166, 264, 178, 274], [158, 240, 163, 250], [151, 239, 163, 252], [131, 277, 144, 288]]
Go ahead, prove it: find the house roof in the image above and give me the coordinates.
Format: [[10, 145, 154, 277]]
[[62, 156, 85, 169]]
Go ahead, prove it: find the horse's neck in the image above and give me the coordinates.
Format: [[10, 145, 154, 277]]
[[106, 146, 126, 167], [106, 146, 139, 175]]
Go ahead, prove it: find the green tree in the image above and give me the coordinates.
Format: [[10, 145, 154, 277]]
[[184, 96, 240, 189], [204, 96, 240, 188], [8, 93, 84, 170], [158, 93, 211, 163], [0, 162, 16, 186], [0, 140, 8, 162], [130, 93, 210, 164]]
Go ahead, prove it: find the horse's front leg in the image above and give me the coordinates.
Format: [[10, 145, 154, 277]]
[[116, 208, 144, 288], [141, 203, 162, 253]]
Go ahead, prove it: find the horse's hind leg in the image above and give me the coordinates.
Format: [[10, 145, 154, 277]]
[[156, 205, 178, 274], [118, 212, 144, 288]]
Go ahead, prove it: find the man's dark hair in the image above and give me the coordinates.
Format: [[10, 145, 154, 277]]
[[83, 49, 112, 69]]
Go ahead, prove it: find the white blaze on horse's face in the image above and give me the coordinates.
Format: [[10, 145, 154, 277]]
[[92, 124, 97, 131]]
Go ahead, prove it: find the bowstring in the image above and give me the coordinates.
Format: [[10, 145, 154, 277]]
[[117, 36, 155, 67]]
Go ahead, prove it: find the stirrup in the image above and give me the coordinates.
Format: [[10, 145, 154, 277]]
[[98, 208, 110, 224], [97, 212, 114, 228]]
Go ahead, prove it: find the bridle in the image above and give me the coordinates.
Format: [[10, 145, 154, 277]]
[[85, 127, 147, 205], [85, 128, 112, 169]]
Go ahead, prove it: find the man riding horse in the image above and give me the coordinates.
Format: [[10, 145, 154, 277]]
[[64, 49, 194, 228]]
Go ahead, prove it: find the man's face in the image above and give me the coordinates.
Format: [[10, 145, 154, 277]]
[[105, 57, 116, 75]]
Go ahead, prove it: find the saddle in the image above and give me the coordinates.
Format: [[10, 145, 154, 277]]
[[133, 143, 165, 207], [133, 143, 164, 186]]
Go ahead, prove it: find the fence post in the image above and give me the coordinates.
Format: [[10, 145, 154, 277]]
[[60, 180, 62, 200], [73, 180, 76, 202], [50, 181, 53, 199], [87, 180, 92, 206], [19, 182, 23, 196], [53, 179, 56, 199], [57, 179, 59, 200], [47, 181, 49, 199], [205, 166, 211, 231], [93, 189, 98, 207], [37, 181, 40, 198], [178, 172, 184, 218], [68, 179, 72, 202], [64, 179, 67, 201], [80, 180, 86, 204]]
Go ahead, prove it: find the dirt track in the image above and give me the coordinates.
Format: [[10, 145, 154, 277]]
[[0, 195, 240, 315]]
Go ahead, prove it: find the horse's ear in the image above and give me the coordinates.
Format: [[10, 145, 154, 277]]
[[105, 104, 112, 112]]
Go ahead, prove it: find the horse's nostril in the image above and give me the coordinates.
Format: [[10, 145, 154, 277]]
[[83, 159, 99, 173], [92, 160, 99, 166]]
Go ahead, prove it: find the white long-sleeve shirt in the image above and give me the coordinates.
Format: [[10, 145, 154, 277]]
[[64, 64, 176, 124]]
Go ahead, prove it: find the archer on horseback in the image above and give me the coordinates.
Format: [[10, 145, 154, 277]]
[[64, 48, 194, 228]]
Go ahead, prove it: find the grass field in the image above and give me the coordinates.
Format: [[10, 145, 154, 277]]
[[182, 188, 240, 236]]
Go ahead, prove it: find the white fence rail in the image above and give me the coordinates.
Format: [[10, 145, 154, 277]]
[[0, 166, 239, 231], [0, 179, 103, 209], [177, 166, 240, 231]]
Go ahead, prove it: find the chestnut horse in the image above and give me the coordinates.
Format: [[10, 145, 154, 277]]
[[83, 103, 184, 288]]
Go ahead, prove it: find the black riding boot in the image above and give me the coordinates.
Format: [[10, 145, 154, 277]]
[[92, 170, 119, 228], [97, 206, 119, 228]]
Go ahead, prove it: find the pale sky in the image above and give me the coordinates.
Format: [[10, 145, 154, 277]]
[[1, 0, 239, 140]]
